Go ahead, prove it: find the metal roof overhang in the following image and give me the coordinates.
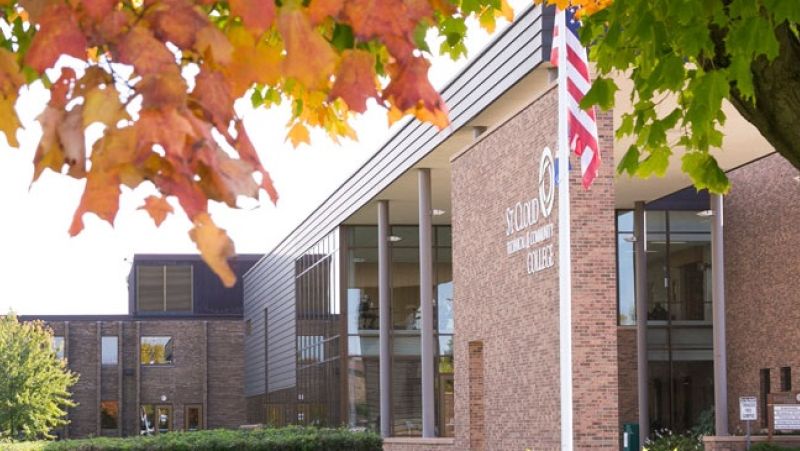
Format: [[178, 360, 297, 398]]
[[246, 3, 777, 275]]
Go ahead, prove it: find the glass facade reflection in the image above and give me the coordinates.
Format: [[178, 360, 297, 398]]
[[294, 230, 342, 427], [346, 225, 454, 437], [268, 225, 453, 435], [616, 209, 714, 433]]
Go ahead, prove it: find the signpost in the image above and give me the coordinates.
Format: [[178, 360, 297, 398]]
[[740, 396, 757, 450]]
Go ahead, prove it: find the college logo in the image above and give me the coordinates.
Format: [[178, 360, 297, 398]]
[[538, 147, 554, 219]]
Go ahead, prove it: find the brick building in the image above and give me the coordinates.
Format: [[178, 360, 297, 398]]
[[23, 254, 258, 438], [241, 4, 796, 451]]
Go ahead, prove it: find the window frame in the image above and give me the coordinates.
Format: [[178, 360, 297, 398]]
[[184, 404, 204, 431], [101, 336, 119, 366], [140, 336, 175, 366], [52, 336, 65, 360], [100, 400, 119, 430]]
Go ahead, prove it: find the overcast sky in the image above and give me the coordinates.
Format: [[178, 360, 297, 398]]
[[0, 6, 528, 315]]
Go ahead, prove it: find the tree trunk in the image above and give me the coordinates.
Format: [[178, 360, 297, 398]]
[[728, 23, 800, 169]]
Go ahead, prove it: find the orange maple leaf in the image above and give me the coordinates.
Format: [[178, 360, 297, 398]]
[[382, 56, 449, 129], [25, 4, 87, 73], [192, 69, 234, 133], [189, 212, 236, 287], [308, 0, 344, 25], [138, 70, 189, 109], [230, 0, 275, 34], [278, 7, 337, 91], [116, 26, 176, 77], [341, 0, 432, 61], [69, 169, 122, 236], [136, 108, 195, 163], [58, 105, 87, 179], [329, 49, 379, 114], [147, 0, 209, 49], [139, 195, 174, 227], [222, 26, 283, 97], [80, 0, 117, 23], [235, 120, 279, 204]]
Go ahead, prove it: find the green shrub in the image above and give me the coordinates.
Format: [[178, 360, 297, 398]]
[[643, 429, 703, 451], [751, 444, 800, 451], [2, 427, 382, 451]]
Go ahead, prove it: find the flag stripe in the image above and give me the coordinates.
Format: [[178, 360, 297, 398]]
[[552, 6, 601, 189]]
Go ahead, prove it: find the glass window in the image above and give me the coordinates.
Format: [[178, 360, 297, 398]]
[[140, 405, 155, 435], [52, 336, 65, 360], [101, 400, 118, 429], [102, 336, 118, 365], [137, 265, 192, 313], [140, 336, 174, 365], [185, 405, 203, 431], [156, 405, 172, 433], [347, 248, 379, 333], [294, 229, 343, 428]]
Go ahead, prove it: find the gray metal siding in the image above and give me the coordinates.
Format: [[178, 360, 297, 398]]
[[243, 4, 550, 397], [244, 255, 296, 396]]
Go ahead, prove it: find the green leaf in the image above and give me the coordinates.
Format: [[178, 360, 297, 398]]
[[617, 145, 641, 176], [413, 23, 432, 54], [635, 146, 671, 178], [581, 77, 618, 111], [250, 88, 263, 108], [331, 24, 355, 52], [681, 152, 730, 193]]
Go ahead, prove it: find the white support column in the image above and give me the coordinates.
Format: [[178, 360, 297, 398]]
[[378, 200, 393, 437], [418, 168, 436, 438], [712, 193, 729, 436], [634, 201, 649, 448]]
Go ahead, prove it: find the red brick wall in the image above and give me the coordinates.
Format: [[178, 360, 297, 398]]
[[724, 153, 800, 434], [617, 328, 639, 430], [451, 86, 618, 449]]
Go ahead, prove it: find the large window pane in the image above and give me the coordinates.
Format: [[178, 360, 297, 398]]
[[617, 232, 636, 325], [101, 336, 118, 365], [668, 236, 711, 321], [52, 336, 65, 360], [140, 336, 173, 365], [392, 246, 420, 331], [101, 400, 118, 429], [185, 405, 203, 431]]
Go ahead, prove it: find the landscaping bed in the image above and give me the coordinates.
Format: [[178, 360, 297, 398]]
[[2, 427, 382, 451]]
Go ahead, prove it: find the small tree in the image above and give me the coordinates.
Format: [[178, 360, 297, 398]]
[[0, 314, 78, 441]]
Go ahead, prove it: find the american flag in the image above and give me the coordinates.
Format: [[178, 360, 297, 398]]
[[551, 6, 600, 190]]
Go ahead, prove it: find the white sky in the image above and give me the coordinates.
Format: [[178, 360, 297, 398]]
[[0, 5, 528, 315]]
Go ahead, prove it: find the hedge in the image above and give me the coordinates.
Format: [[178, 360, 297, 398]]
[[3, 427, 383, 451], [751, 444, 800, 451]]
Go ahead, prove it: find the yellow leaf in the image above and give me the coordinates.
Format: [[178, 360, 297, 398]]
[[286, 122, 310, 147], [0, 94, 20, 147], [83, 86, 131, 128], [188, 212, 236, 287]]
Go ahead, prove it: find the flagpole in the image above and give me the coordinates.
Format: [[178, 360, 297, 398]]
[[556, 7, 574, 451]]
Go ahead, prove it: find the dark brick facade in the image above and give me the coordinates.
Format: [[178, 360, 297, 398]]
[[450, 86, 618, 449], [32, 318, 244, 438]]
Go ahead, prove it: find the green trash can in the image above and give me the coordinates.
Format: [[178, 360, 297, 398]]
[[622, 423, 640, 451]]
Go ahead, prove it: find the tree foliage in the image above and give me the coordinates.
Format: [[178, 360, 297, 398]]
[[0, 0, 520, 285], [0, 314, 78, 440], [579, 0, 800, 193], [4, 0, 794, 285]]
